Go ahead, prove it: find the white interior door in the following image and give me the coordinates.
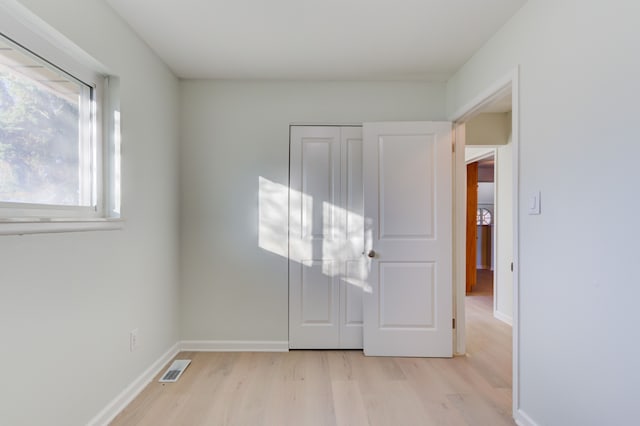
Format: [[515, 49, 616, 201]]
[[362, 121, 453, 357], [289, 126, 364, 349]]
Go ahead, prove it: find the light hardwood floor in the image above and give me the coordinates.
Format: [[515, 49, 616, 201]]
[[469, 269, 494, 296], [111, 295, 512, 426]]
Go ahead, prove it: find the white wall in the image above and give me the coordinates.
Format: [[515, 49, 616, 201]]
[[0, 1, 180, 425], [447, 0, 640, 424], [465, 112, 510, 145], [478, 183, 495, 204], [495, 142, 513, 322], [179, 80, 446, 342]]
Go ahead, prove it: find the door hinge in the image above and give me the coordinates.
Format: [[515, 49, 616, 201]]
[[510, 262, 514, 272], [452, 141, 455, 153], [452, 318, 456, 329]]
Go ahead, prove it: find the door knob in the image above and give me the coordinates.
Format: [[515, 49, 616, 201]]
[[367, 250, 376, 258]]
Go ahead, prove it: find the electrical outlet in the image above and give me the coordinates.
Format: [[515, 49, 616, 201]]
[[130, 328, 139, 352]]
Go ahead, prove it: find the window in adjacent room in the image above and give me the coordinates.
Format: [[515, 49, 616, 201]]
[[477, 207, 492, 226]]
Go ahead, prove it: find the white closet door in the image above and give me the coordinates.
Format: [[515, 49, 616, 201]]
[[339, 126, 365, 348], [362, 121, 453, 357], [289, 126, 364, 349]]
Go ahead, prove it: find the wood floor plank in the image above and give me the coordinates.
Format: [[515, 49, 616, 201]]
[[396, 358, 469, 425], [360, 381, 429, 426], [326, 350, 356, 381], [111, 293, 513, 426], [331, 380, 369, 426]]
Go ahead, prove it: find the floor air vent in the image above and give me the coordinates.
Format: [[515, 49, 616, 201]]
[[159, 359, 191, 383]]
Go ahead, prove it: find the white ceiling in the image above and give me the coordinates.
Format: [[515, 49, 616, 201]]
[[105, 0, 526, 80]]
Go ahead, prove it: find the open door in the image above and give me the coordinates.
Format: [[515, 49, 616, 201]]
[[362, 121, 453, 357], [466, 162, 478, 293]]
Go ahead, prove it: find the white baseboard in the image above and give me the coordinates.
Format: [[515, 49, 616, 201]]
[[87, 342, 180, 426], [494, 310, 513, 326], [514, 408, 538, 426], [180, 340, 289, 352]]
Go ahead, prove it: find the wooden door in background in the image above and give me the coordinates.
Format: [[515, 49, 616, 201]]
[[466, 162, 478, 293]]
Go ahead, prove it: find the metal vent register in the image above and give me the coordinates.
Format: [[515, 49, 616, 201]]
[[159, 359, 191, 383]]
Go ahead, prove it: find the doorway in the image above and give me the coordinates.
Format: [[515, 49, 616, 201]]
[[451, 67, 520, 419], [464, 140, 513, 325], [462, 112, 513, 327], [467, 155, 495, 298]]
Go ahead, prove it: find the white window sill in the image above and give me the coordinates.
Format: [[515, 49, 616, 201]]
[[0, 218, 125, 236]]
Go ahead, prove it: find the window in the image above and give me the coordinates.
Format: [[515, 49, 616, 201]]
[[0, 3, 121, 234], [477, 208, 492, 226], [0, 34, 97, 211]]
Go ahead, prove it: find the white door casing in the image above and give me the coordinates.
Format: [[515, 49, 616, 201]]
[[362, 121, 453, 357], [289, 126, 364, 349]]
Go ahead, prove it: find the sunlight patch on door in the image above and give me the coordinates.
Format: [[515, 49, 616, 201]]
[[258, 176, 371, 292]]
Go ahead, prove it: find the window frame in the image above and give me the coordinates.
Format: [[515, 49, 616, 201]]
[[0, 1, 122, 234]]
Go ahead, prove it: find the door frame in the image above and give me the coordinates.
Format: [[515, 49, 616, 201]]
[[449, 67, 521, 418]]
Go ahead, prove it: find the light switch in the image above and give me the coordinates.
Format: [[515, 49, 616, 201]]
[[528, 191, 541, 215]]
